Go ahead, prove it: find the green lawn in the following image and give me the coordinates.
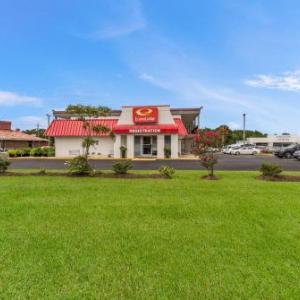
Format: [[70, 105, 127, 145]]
[[1, 171, 300, 299]]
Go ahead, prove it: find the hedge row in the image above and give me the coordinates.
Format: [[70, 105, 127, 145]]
[[8, 147, 55, 157]]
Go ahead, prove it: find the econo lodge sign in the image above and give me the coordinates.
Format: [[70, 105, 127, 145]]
[[133, 106, 158, 124]]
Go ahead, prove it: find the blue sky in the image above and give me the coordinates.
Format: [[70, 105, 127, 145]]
[[0, 0, 300, 133]]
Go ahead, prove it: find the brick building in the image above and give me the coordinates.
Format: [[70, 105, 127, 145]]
[[0, 121, 48, 150]]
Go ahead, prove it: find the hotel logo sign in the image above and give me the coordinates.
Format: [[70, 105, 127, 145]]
[[133, 106, 158, 124]]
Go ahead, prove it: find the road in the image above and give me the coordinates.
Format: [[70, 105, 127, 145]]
[[9, 154, 300, 171]]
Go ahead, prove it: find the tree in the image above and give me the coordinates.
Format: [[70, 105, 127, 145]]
[[226, 129, 266, 145], [65, 104, 112, 159], [192, 129, 223, 178], [215, 125, 230, 146], [23, 128, 46, 138]]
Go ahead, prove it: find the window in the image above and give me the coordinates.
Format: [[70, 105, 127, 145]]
[[164, 135, 171, 148], [121, 135, 127, 147], [134, 136, 141, 157]]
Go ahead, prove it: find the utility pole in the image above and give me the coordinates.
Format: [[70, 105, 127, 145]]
[[46, 113, 51, 127], [46, 113, 51, 146], [243, 113, 246, 145]]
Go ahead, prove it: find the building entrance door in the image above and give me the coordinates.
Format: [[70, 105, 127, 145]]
[[142, 136, 152, 155]]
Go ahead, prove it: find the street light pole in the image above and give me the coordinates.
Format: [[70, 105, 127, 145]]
[[243, 113, 246, 145]]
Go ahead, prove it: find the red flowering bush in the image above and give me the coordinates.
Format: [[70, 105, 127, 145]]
[[192, 129, 223, 178]]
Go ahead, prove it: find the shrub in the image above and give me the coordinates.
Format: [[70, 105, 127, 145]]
[[45, 147, 55, 157], [37, 169, 46, 175], [0, 158, 10, 173], [22, 148, 31, 157], [65, 156, 92, 175], [164, 147, 171, 158], [15, 149, 24, 157], [112, 160, 132, 174], [8, 149, 17, 157], [260, 163, 282, 177], [159, 165, 175, 178], [30, 147, 45, 157]]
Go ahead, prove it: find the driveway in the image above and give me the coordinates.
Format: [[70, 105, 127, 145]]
[[9, 154, 300, 171]]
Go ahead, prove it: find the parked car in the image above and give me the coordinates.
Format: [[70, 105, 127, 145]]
[[223, 146, 232, 154], [223, 144, 241, 154], [293, 150, 300, 160], [231, 146, 261, 155], [274, 144, 300, 158], [229, 146, 241, 154]]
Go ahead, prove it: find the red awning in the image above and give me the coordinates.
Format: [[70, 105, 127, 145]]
[[174, 118, 188, 136], [113, 124, 179, 134], [45, 119, 118, 137], [114, 118, 188, 136]]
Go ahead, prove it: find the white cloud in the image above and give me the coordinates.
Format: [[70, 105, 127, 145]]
[[245, 70, 300, 92], [0, 91, 42, 106], [90, 0, 145, 39], [17, 116, 48, 129], [228, 121, 241, 130], [139, 72, 253, 109], [122, 31, 299, 133]]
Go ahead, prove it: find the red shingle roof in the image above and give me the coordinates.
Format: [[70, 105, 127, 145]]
[[0, 130, 47, 141], [45, 119, 118, 137], [45, 118, 188, 137]]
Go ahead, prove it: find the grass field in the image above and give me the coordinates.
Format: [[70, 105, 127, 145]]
[[1, 171, 300, 299]]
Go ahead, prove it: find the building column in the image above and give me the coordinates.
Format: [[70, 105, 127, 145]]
[[157, 135, 164, 158], [127, 135, 134, 159], [114, 135, 121, 158], [171, 134, 179, 159], [178, 139, 182, 156]]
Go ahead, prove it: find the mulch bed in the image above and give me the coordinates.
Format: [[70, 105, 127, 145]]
[[0, 172, 166, 179], [201, 175, 219, 180], [257, 175, 300, 182]]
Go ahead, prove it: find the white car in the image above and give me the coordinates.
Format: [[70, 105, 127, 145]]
[[229, 146, 241, 154], [222, 146, 231, 154], [223, 144, 240, 154], [231, 146, 261, 155]]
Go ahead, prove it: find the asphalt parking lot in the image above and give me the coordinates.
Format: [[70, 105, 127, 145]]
[[9, 154, 300, 171]]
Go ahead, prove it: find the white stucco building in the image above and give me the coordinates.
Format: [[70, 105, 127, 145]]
[[45, 105, 202, 158], [247, 134, 300, 150]]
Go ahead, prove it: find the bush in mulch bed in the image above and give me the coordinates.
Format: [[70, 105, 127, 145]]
[[112, 160, 132, 175], [258, 163, 300, 182], [259, 163, 282, 177], [158, 165, 175, 178]]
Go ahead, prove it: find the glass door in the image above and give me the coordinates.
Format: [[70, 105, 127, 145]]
[[142, 136, 152, 155]]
